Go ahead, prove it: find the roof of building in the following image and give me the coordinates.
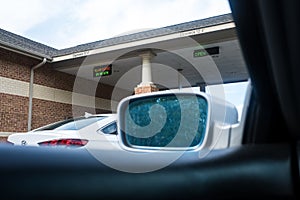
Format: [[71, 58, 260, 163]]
[[0, 13, 233, 59], [0, 28, 58, 59]]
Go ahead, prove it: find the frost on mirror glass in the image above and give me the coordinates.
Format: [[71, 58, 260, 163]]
[[124, 94, 208, 148]]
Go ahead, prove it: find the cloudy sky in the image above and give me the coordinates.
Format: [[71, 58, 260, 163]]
[[0, 0, 231, 49]]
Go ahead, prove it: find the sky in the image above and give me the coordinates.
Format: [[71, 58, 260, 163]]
[[0, 0, 247, 119], [0, 0, 231, 49]]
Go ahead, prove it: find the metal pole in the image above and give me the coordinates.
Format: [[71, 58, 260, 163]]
[[27, 58, 47, 131]]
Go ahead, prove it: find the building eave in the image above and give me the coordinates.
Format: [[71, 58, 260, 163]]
[[52, 22, 235, 62], [0, 41, 52, 61]]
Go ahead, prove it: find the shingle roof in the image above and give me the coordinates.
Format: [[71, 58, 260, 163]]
[[0, 28, 58, 59], [55, 13, 233, 57], [0, 13, 233, 59]]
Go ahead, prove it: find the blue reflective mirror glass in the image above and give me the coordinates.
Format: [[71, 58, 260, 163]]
[[123, 94, 208, 148]]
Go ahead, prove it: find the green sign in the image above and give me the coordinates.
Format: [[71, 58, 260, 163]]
[[193, 49, 208, 57], [194, 47, 219, 58], [93, 64, 112, 77]]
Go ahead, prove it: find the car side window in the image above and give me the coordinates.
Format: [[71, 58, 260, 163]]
[[100, 122, 117, 135]]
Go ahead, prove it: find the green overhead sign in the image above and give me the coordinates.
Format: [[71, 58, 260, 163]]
[[93, 64, 112, 77], [193, 49, 208, 57], [193, 47, 219, 58]]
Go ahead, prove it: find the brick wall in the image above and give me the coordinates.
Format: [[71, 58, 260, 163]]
[[33, 65, 115, 100], [0, 48, 118, 99], [0, 48, 120, 133], [0, 93, 28, 132], [0, 92, 112, 133], [34, 64, 75, 92], [134, 84, 159, 94], [31, 98, 111, 130], [0, 48, 36, 82]]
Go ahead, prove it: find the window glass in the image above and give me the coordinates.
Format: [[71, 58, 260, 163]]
[[34, 116, 107, 131], [101, 122, 117, 134], [206, 81, 250, 122], [1, 0, 250, 150]]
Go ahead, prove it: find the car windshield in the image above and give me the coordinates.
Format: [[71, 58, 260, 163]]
[[33, 116, 107, 131], [1, 0, 249, 170]]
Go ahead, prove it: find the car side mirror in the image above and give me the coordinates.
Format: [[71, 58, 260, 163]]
[[117, 90, 238, 151]]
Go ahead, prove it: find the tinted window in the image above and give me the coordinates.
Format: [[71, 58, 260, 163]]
[[101, 122, 117, 134], [34, 116, 107, 131]]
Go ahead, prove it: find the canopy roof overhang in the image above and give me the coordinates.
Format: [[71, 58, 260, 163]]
[[0, 14, 248, 91], [52, 21, 248, 91]]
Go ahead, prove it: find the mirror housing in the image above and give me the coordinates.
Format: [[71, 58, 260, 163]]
[[117, 90, 238, 151]]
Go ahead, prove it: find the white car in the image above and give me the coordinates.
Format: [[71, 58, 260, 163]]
[[7, 113, 118, 149]]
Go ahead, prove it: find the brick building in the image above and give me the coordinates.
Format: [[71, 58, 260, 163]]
[[0, 40, 120, 136], [0, 14, 247, 140]]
